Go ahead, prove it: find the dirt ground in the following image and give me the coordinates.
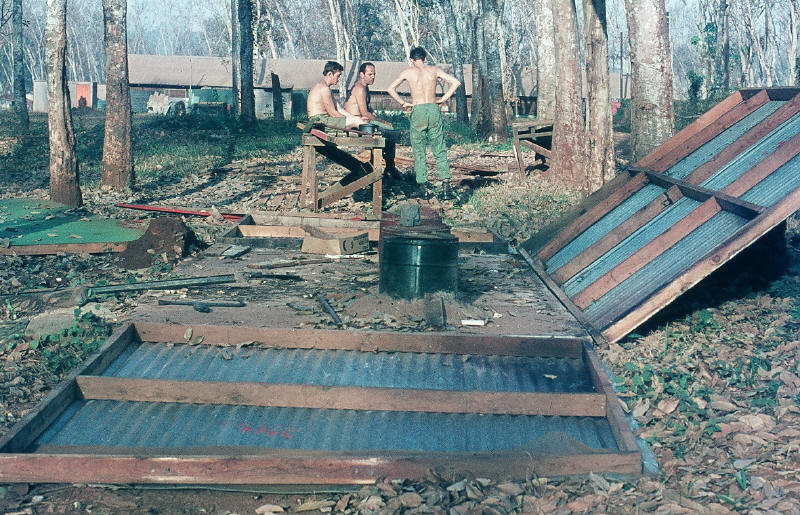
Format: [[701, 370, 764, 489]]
[[1, 130, 800, 513]]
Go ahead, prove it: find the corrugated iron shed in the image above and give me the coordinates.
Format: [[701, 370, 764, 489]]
[[522, 87, 800, 343]]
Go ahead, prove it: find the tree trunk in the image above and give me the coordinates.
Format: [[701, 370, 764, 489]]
[[551, 0, 587, 191], [12, 0, 29, 130], [583, 0, 615, 191], [442, 0, 468, 123], [482, 0, 508, 142], [45, 0, 81, 208], [100, 0, 133, 191], [271, 72, 283, 120], [533, 0, 556, 119], [230, 0, 240, 116], [239, 0, 255, 125], [469, 7, 491, 135], [625, 0, 674, 162]]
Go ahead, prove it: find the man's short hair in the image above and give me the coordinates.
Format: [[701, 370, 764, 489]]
[[409, 47, 427, 61], [323, 61, 344, 76], [358, 62, 375, 75]]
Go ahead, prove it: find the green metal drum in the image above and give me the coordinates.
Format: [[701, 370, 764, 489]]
[[380, 232, 458, 300]]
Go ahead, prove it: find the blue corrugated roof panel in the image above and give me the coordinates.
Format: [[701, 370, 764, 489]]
[[741, 153, 800, 207], [665, 101, 785, 179], [563, 197, 701, 298], [546, 184, 665, 273], [584, 211, 749, 328], [36, 400, 620, 453], [702, 112, 800, 192], [102, 343, 594, 393]]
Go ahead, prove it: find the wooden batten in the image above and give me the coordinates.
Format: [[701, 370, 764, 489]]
[[722, 131, 800, 198], [573, 198, 722, 310], [131, 322, 587, 358], [685, 91, 800, 185], [645, 90, 770, 173], [635, 90, 747, 170], [537, 173, 649, 262], [0, 242, 128, 256], [642, 171, 763, 219], [76, 377, 607, 417], [552, 185, 684, 284]]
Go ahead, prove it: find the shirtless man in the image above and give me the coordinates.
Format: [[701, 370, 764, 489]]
[[387, 47, 461, 199], [343, 62, 393, 130], [307, 61, 366, 130]]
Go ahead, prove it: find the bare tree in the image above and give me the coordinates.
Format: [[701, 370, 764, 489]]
[[100, 0, 133, 191], [625, 0, 674, 162], [583, 0, 614, 191], [231, 0, 240, 116], [12, 0, 27, 130], [239, 0, 255, 125], [533, 0, 556, 119], [482, 0, 508, 142], [551, 0, 587, 190], [441, 0, 468, 122], [45, 0, 81, 207]]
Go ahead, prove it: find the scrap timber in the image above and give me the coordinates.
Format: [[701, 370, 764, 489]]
[[0, 322, 641, 483], [521, 87, 800, 342]]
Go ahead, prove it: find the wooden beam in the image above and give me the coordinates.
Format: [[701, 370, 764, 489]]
[[645, 90, 770, 173], [537, 173, 649, 262], [721, 131, 800, 199], [552, 186, 684, 284], [238, 225, 380, 241], [0, 449, 642, 484], [131, 323, 588, 358], [573, 197, 722, 310], [685, 91, 800, 185], [763, 87, 800, 101], [636, 90, 747, 170], [0, 242, 129, 256], [76, 377, 607, 417], [521, 170, 638, 255], [0, 324, 136, 453], [603, 185, 800, 342], [319, 170, 383, 209]]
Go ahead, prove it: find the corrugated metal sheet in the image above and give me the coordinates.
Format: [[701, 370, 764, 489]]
[[563, 197, 700, 297], [104, 343, 593, 393], [665, 101, 785, 179], [546, 184, 665, 273], [36, 400, 619, 453], [702, 112, 800, 191], [584, 211, 748, 328], [741, 153, 800, 207]]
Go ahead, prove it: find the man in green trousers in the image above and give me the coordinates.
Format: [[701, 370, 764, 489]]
[[387, 47, 461, 200]]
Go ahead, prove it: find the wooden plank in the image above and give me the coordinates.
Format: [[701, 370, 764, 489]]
[[319, 170, 382, 209], [76, 377, 607, 417], [131, 322, 588, 358], [0, 449, 642, 484], [521, 169, 638, 255], [371, 147, 384, 217], [518, 140, 553, 158], [603, 185, 800, 342], [636, 90, 747, 169], [0, 242, 129, 256], [764, 87, 800, 101], [0, 324, 136, 453], [721, 131, 800, 199], [573, 198, 722, 310], [552, 186, 684, 284], [582, 344, 640, 454], [330, 136, 385, 149], [238, 225, 381, 242], [537, 173, 649, 262], [645, 90, 770, 173], [641, 169, 763, 219], [685, 91, 800, 185], [518, 248, 606, 345]]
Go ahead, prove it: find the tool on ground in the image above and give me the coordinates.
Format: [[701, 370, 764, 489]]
[[157, 299, 246, 307], [316, 293, 343, 327], [244, 272, 303, 281], [246, 258, 331, 270]]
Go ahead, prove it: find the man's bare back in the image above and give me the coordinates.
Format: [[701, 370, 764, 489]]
[[387, 55, 460, 110]]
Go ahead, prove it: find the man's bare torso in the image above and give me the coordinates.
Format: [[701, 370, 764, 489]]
[[307, 81, 333, 117], [403, 64, 442, 105], [343, 83, 368, 116]]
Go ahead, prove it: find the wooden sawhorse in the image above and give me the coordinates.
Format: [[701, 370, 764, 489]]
[[511, 119, 554, 175], [298, 123, 385, 218]]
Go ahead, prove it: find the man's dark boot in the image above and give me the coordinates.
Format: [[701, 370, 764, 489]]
[[412, 183, 432, 200], [440, 181, 455, 201]]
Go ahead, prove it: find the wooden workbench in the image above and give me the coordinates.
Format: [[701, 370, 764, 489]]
[[298, 123, 386, 217], [511, 118, 554, 175]]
